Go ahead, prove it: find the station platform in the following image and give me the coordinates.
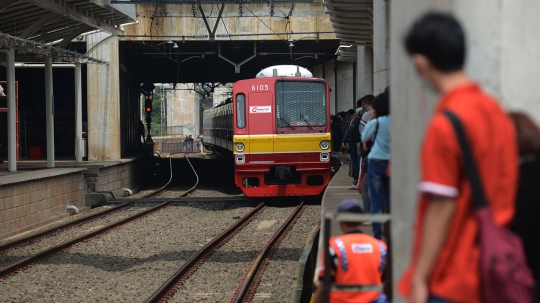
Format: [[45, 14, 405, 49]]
[[0, 148, 152, 240], [313, 155, 376, 282], [321, 154, 373, 238]]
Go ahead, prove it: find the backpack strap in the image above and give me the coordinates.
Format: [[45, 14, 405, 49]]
[[443, 111, 488, 208]]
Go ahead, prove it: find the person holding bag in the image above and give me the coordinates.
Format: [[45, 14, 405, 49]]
[[361, 88, 391, 240], [398, 12, 534, 303]]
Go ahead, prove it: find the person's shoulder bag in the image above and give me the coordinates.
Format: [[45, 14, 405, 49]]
[[444, 111, 535, 303]]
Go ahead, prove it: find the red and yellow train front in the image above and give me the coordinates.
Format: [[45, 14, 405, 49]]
[[232, 77, 331, 197]]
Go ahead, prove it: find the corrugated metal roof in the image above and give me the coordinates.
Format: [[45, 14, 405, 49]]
[[0, 0, 135, 63], [324, 0, 372, 61]]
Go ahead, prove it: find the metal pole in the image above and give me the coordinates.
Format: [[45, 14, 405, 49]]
[[5, 43, 16, 172], [45, 56, 55, 168], [323, 218, 332, 303], [74, 63, 82, 163], [334, 58, 338, 113]]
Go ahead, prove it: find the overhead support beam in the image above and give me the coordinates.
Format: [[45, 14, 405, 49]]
[[333, 24, 372, 30], [55, 25, 93, 48], [198, 0, 225, 42], [329, 16, 373, 24], [24, 0, 124, 35], [335, 28, 372, 35], [218, 41, 257, 73], [18, 13, 59, 39], [323, 1, 371, 8], [0, 0, 19, 11], [325, 10, 371, 17]]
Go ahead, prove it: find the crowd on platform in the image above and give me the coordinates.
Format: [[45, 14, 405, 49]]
[[320, 11, 540, 303]]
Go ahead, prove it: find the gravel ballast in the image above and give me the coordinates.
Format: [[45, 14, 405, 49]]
[[253, 205, 320, 302], [0, 204, 154, 269], [0, 202, 253, 303], [169, 206, 296, 303]]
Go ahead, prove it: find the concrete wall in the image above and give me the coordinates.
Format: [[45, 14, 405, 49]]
[[357, 46, 374, 98], [86, 33, 121, 161], [374, 0, 390, 94], [166, 84, 200, 137], [390, 1, 540, 301], [84, 158, 148, 198], [336, 60, 356, 112], [124, 3, 336, 41], [0, 169, 87, 240]]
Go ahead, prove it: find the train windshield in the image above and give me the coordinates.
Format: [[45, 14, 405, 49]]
[[276, 80, 327, 130]]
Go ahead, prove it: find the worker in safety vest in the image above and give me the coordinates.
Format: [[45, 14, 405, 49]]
[[314, 199, 389, 303]]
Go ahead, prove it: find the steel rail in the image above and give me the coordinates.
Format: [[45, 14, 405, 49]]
[[108, 196, 253, 204], [144, 202, 267, 303], [0, 154, 198, 279], [230, 202, 306, 303], [0, 156, 175, 253]]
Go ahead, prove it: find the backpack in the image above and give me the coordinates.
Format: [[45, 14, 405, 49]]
[[349, 115, 362, 142], [444, 111, 535, 303]]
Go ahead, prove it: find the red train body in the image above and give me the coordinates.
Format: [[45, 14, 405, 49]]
[[203, 66, 332, 197]]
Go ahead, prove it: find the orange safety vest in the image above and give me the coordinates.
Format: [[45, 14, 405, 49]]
[[328, 233, 387, 303]]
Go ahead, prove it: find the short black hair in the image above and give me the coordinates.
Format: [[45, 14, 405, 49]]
[[373, 87, 390, 117], [362, 95, 375, 106], [357, 94, 375, 107], [404, 12, 466, 72], [347, 109, 355, 115]]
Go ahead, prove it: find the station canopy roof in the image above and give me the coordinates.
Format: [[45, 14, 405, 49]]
[[324, 0, 373, 61], [0, 0, 135, 63]]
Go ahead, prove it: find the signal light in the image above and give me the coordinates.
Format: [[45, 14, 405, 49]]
[[144, 97, 152, 113]]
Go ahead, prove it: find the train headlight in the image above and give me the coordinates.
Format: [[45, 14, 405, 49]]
[[319, 141, 329, 150], [235, 143, 245, 152]]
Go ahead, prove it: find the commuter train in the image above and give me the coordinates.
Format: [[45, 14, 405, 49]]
[[203, 65, 332, 197]]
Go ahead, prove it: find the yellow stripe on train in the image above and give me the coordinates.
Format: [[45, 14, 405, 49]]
[[233, 133, 331, 154]]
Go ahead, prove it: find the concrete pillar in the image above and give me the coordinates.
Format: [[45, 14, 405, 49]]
[[5, 43, 16, 172], [86, 33, 121, 160], [336, 61, 355, 112], [74, 63, 83, 163], [45, 56, 55, 168], [356, 46, 374, 98], [324, 61, 336, 114], [373, 0, 390, 94], [390, 1, 540, 302]]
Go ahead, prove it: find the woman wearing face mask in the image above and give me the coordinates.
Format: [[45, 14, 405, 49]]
[[361, 87, 391, 240]]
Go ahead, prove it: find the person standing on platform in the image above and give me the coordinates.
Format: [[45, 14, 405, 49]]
[[361, 89, 391, 240], [343, 101, 364, 189], [398, 13, 519, 303], [196, 135, 201, 150], [358, 95, 375, 212], [314, 199, 388, 303]]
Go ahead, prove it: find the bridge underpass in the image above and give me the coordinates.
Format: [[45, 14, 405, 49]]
[[119, 39, 341, 83]]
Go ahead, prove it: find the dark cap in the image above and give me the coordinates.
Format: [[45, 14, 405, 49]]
[[337, 199, 364, 214]]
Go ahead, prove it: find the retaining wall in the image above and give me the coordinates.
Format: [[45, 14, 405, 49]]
[[0, 168, 87, 240]]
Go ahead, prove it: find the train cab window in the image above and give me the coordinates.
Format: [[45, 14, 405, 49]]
[[236, 94, 246, 128]]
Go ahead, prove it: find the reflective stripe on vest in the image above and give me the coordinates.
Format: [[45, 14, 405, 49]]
[[335, 238, 348, 272]]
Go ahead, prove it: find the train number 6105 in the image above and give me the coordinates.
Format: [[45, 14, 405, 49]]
[[252, 85, 269, 91]]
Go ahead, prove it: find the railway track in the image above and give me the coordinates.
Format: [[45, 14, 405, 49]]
[[0, 154, 197, 279], [145, 202, 306, 303]]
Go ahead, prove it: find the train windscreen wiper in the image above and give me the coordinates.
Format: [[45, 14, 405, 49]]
[[300, 114, 313, 130], [279, 117, 296, 130]]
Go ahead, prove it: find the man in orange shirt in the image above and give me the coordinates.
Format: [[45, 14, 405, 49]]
[[398, 13, 518, 303]]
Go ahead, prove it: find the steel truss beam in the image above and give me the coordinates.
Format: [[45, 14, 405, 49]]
[[24, 0, 124, 35]]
